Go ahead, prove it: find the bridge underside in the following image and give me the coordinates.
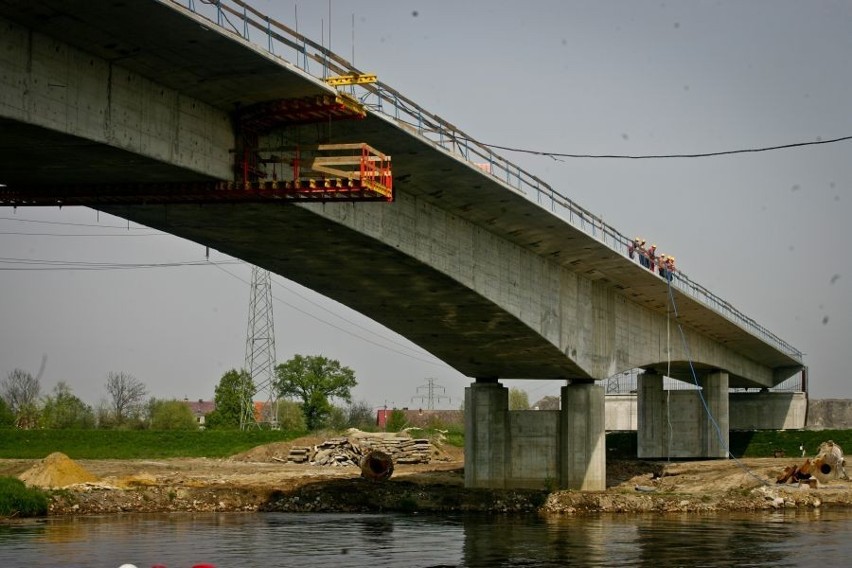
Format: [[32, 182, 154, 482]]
[[0, 119, 792, 387], [0, 119, 210, 185], [101, 201, 589, 380]]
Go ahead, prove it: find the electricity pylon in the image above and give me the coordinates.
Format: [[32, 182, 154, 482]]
[[241, 266, 278, 429], [411, 378, 450, 410]]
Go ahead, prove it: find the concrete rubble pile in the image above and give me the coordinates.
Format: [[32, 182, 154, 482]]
[[286, 430, 434, 467]]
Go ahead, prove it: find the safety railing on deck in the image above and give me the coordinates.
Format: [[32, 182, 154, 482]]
[[170, 0, 802, 361]]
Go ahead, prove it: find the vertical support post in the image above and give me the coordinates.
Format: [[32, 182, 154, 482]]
[[701, 371, 729, 458], [559, 380, 605, 490], [637, 371, 666, 458], [464, 378, 508, 489]]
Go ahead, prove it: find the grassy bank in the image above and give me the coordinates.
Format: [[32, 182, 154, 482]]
[[4, 428, 845, 461], [0, 477, 48, 517], [0, 429, 303, 459], [607, 430, 852, 459]]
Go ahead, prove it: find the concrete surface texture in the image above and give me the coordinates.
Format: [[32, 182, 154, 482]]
[[465, 380, 605, 491], [638, 371, 729, 459], [607, 391, 807, 432]]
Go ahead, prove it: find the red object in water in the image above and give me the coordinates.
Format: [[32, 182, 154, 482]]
[[192, 565, 216, 568]]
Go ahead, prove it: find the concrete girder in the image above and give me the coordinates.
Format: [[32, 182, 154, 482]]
[[102, 187, 780, 388]]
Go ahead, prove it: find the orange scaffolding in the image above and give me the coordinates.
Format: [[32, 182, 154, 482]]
[[0, 144, 392, 206]]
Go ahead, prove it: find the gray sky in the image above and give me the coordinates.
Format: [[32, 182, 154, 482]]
[[1, 0, 850, 408]]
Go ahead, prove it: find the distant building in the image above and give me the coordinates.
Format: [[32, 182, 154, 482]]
[[183, 399, 216, 426]]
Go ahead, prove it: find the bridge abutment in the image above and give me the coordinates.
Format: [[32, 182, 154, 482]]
[[638, 371, 729, 459], [464, 378, 605, 491]]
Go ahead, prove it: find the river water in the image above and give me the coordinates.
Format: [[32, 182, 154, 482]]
[[2, 510, 851, 567]]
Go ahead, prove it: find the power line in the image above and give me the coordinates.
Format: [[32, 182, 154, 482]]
[[479, 134, 852, 160], [269, 275, 435, 359], [392, 113, 852, 159], [0, 256, 239, 271], [212, 263, 451, 368], [0, 216, 152, 230], [0, 231, 163, 237]]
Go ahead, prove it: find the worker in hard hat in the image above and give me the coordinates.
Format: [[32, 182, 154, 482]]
[[628, 236, 641, 260], [658, 254, 668, 280], [647, 244, 657, 271], [637, 239, 648, 268]]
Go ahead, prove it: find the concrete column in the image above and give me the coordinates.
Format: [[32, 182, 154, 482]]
[[701, 371, 729, 458], [559, 381, 605, 491], [464, 378, 508, 489], [637, 371, 666, 458]]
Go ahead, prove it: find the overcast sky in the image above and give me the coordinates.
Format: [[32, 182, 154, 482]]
[[1, 0, 850, 408]]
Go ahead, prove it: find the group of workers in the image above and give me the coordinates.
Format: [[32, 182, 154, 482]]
[[628, 237, 677, 280]]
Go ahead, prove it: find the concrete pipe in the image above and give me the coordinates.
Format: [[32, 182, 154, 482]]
[[811, 458, 833, 485], [360, 450, 394, 481]]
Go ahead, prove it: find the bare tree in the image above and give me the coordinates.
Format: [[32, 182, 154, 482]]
[[1, 369, 41, 427], [104, 371, 147, 426]]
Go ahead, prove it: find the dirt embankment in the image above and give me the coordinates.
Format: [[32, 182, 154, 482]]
[[5, 440, 852, 516]]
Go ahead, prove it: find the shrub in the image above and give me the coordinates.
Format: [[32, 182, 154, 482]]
[[385, 409, 408, 432], [0, 477, 49, 517]]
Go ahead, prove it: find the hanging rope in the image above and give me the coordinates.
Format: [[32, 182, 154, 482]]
[[665, 277, 772, 487]]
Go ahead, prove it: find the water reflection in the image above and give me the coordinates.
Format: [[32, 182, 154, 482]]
[[2, 510, 852, 567], [460, 510, 849, 567]]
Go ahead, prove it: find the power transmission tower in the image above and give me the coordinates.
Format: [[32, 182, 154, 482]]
[[411, 378, 450, 410], [241, 266, 278, 430]]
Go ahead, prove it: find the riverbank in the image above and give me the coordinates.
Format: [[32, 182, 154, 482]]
[[3, 441, 852, 516]]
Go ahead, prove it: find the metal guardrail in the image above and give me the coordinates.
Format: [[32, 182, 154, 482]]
[[171, 0, 802, 361]]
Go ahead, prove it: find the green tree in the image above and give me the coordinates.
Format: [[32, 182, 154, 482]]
[[41, 382, 95, 429], [346, 400, 376, 431], [327, 404, 348, 431], [275, 399, 307, 432], [149, 399, 198, 430], [326, 401, 375, 431], [509, 387, 530, 410], [275, 354, 357, 431], [206, 369, 254, 430]]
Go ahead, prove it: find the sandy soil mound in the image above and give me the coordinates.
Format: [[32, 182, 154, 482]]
[[18, 452, 99, 488]]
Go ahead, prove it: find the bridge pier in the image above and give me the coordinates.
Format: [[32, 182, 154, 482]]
[[638, 371, 729, 459], [464, 378, 605, 490], [464, 378, 509, 489], [560, 380, 606, 490]]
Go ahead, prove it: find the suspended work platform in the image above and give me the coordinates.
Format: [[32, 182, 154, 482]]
[[0, 143, 393, 205]]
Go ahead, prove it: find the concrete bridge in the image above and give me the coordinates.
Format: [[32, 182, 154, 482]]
[[0, 0, 803, 490]]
